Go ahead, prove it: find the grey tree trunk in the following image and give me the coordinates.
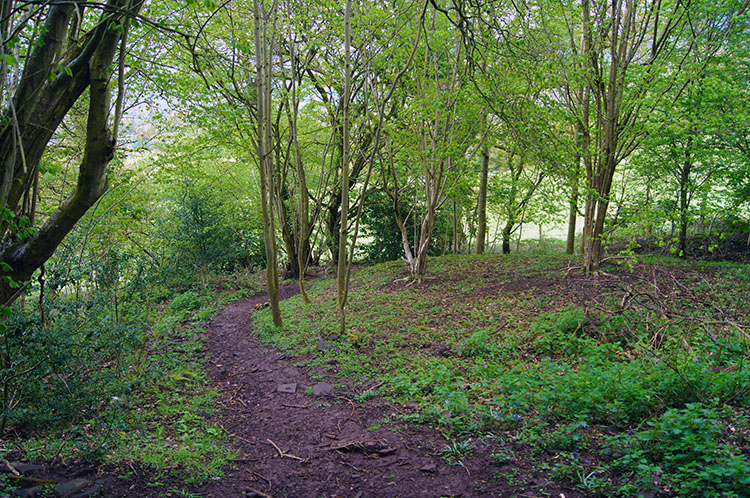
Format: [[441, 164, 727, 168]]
[[476, 144, 489, 254], [0, 0, 143, 306], [254, 0, 283, 327]]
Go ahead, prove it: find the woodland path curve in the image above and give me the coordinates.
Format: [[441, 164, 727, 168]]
[[192, 284, 583, 498]]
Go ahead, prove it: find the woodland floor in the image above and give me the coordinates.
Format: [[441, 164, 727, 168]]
[[5, 254, 749, 497], [187, 283, 585, 498], [5, 280, 587, 498]]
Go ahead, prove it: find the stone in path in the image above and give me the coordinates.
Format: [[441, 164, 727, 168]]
[[54, 478, 90, 497], [277, 383, 297, 394], [311, 382, 334, 396]]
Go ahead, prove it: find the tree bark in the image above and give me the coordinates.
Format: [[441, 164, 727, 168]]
[[476, 143, 489, 254], [566, 125, 582, 255], [254, 0, 282, 327], [336, 0, 352, 333], [678, 136, 693, 258], [0, 0, 142, 306]]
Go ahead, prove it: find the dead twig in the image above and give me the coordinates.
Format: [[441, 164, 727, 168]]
[[244, 488, 274, 498], [336, 397, 357, 433], [281, 403, 309, 409], [0, 459, 19, 476], [251, 471, 272, 490], [265, 439, 305, 461], [226, 432, 257, 446], [490, 319, 508, 335], [338, 460, 367, 473], [50, 440, 66, 466], [359, 380, 385, 395]]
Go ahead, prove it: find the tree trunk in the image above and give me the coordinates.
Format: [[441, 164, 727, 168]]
[[502, 217, 514, 255], [254, 0, 282, 327], [412, 207, 436, 282], [476, 143, 489, 254], [287, 23, 312, 303], [336, 0, 352, 334], [566, 125, 582, 255], [678, 138, 693, 258], [0, 0, 141, 306]]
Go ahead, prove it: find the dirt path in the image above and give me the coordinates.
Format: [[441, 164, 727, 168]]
[[194, 285, 583, 498]]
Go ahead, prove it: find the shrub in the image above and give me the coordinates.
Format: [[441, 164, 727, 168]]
[[608, 404, 750, 497]]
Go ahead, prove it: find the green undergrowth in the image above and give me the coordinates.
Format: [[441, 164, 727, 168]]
[[254, 253, 750, 497], [1, 278, 245, 491]]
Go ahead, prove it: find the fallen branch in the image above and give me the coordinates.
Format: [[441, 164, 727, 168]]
[[265, 439, 305, 461], [281, 403, 309, 409], [244, 488, 274, 498], [329, 439, 391, 453], [8, 475, 59, 485], [0, 459, 19, 475]]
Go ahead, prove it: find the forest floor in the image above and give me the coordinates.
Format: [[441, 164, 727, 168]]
[[188, 282, 584, 498], [3, 280, 583, 498], [4, 253, 749, 497]]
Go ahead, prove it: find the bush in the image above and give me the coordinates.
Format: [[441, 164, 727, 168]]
[[1, 303, 146, 433], [608, 404, 750, 497], [170, 290, 201, 314]]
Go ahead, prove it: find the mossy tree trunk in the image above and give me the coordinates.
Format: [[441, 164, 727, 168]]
[[0, 0, 143, 306], [254, 0, 283, 327]]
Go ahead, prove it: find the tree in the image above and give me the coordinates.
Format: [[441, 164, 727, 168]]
[[574, 0, 747, 272], [386, 12, 480, 282], [0, 1, 145, 305], [254, 0, 283, 326]]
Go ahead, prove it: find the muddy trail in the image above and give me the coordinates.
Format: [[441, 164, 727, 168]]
[[188, 284, 583, 498]]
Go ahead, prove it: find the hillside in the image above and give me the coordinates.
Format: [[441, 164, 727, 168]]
[[243, 253, 750, 497]]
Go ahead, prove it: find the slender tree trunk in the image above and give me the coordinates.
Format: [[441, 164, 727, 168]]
[[289, 30, 312, 302], [452, 197, 457, 253], [476, 143, 489, 254], [566, 125, 582, 254], [254, 0, 282, 327], [566, 180, 578, 254], [678, 136, 693, 258], [336, 0, 352, 334]]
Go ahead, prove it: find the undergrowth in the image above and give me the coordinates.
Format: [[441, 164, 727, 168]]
[[0, 275, 246, 493], [254, 253, 750, 497]]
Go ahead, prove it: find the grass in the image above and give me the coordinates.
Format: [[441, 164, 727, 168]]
[[253, 252, 750, 497]]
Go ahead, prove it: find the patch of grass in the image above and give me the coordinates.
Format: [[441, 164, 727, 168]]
[[442, 439, 475, 463]]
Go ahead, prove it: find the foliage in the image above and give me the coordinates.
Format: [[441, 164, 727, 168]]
[[607, 404, 750, 497], [359, 190, 455, 262], [158, 183, 265, 287], [1, 258, 234, 486]]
